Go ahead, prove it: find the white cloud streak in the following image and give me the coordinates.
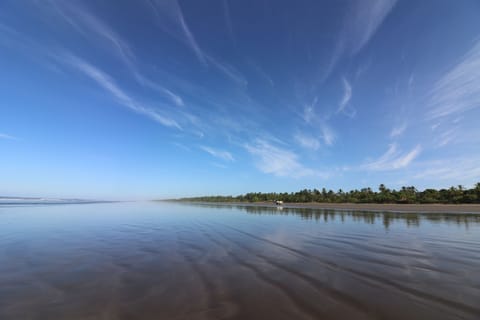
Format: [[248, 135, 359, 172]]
[[363, 143, 422, 171], [321, 125, 335, 146], [147, 0, 206, 64], [294, 133, 321, 151], [337, 77, 355, 117], [147, 0, 246, 86], [338, 77, 352, 112], [64, 54, 181, 129], [245, 139, 327, 178], [211, 162, 228, 169], [300, 101, 336, 146], [344, 0, 398, 56], [390, 122, 407, 138], [0, 133, 16, 140], [222, 0, 235, 44], [199, 146, 234, 162], [323, 0, 396, 81], [413, 157, 480, 182], [436, 128, 457, 147], [426, 39, 480, 119], [50, 1, 135, 69], [49, 1, 184, 107], [134, 75, 185, 107], [302, 101, 317, 124], [206, 55, 248, 87]]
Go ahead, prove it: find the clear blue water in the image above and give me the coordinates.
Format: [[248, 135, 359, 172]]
[[1, 202, 479, 319]]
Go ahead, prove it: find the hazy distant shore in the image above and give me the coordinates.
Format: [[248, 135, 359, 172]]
[[167, 201, 480, 214], [0, 197, 114, 206]]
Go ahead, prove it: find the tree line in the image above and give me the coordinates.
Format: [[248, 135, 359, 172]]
[[176, 183, 480, 204]]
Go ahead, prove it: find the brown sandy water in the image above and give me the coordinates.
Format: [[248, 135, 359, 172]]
[[0, 202, 479, 319]]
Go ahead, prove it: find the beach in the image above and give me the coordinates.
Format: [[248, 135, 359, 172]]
[[177, 201, 480, 214], [2, 202, 480, 320]]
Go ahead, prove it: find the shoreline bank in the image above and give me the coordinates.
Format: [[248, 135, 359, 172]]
[[167, 201, 480, 214]]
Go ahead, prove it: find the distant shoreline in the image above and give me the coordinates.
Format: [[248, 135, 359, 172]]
[[165, 201, 480, 214]]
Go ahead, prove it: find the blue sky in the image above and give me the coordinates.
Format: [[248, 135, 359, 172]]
[[1, 0, 480, 199]]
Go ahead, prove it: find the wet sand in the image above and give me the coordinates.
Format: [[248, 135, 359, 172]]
[[1, 202, 479, 319], [179, 201, 480, 214]]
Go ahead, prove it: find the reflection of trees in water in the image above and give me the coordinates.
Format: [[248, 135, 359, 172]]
[[184, 203, 480, 230]]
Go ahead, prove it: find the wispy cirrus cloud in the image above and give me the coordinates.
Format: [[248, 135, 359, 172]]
[[211, 162, 228, 169], [302, 99, 317, 124], [48, 1, 135, 68], [206, 55, 248, 87], [323, 0, 397, 81], [248, 61, 274, 87], [436, 128, 457, 148], [245, 139, 327, 178], [48, 0, 185, 107], [134, 76, 185, 107], [363, 143, 422, 171], [321, 126, 335, 146], [0, 22, 65, 73], [390, 122, 407, 138], [0, 133, 16, 140], [426, 39, 480, 120], [338, 78, 352, 112], [413, 157, 480, 182], [0, 17, 185, 118], [147, 0, 206, 64], [344, 0, 398, 56], [300, 101, 336, 146], [199, 146, 234, 162], [63, 54, 181, 129], [146, 0, 246, 86], [337, 77, 356, 117], [222, 0, 235, 45], [294, 133, 321, 151]]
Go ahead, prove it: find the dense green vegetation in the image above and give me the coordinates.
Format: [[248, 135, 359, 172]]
[[176, 183, 480, 204]]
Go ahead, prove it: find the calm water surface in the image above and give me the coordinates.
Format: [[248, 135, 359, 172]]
[[1, 202, 479, 319]]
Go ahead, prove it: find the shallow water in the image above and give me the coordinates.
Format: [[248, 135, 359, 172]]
[[1, 202, 479, 320]]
